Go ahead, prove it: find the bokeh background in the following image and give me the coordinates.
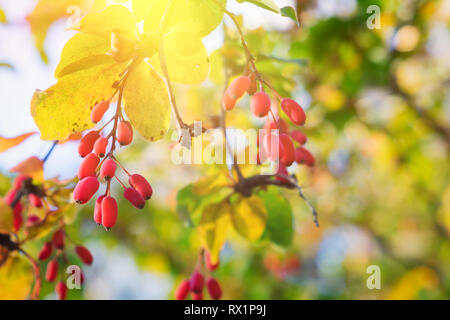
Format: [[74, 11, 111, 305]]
[[1, 0, 450, 299]]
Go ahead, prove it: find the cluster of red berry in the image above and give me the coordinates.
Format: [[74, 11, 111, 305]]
[[38, 228, 93, 300], [4, 175, 44, 233], [175, 251, 222, 300], [222, 74, 315, 178], [72, 101, 153, 229]]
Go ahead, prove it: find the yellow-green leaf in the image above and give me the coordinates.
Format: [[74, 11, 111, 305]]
[[123, 60, 171, 142], [198, 200, 231, 264], [55, 33, 112, 78], [138, 0, 225, 36], [71, 5, 137, 41], [0, 253, 34, 300], [231, 195, 267, 241], [150, 31, 209, 84], [31, 62, 126, 141], [0, 198, 13, 234], [0, 132, 36, 153], [192, 172, 231, 195]]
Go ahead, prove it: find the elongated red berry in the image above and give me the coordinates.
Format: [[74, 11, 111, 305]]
[[75, 245, 93, 265], [12, 203, 23, 232], [91, 101, 110, 123], [222, 91, 237, 111], [56, 281, 67, 300], [205, 251, 220, 271], [262, 132, 280, 161], [175, 279, 190, 300], [78, 131, 100, 157], [52, 229, 64, 249], [73, 176, 100, 204], [275, 164, 289, 184], [190, 271, 204, 293], [123, 188, 145, 209], [251, 92, 271, 117], [279, 134, 295, 166], [28, 193, 42, 208], [46, 259, 59, 282], [207, 277, 222, 300], [117, 121, 133, 146], [77, 153, 100, 179], [93, 195, 105, 225], [281, 98, 306, 126], [295, 147, 315, 167], [290, 130, 307, 145], [129, 174, 152, 200], [5, 189, 21, 209], [13, 175, 31, 190], [191, 292, 203, 300], [93, 137, 108, 157], [101, 196, 118, 229], [38, 242, 53, 261], [26, 215, 41, 227], [100, 159, 116, 180], [228, 76, 250, 99]]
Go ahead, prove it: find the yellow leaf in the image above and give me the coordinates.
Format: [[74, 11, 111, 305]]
[[31, 62, 126, 141], [71, 5, 137, 41], [198, 201, 231, 264], [0, 8, 6, 24], [10, 156, 44, 182], [55, 33, 112, 78], [123, 60, 171, 142], [388, 266, 439, 300], [150, 31, 209, 84], [231, 195, 267, 241], [0, 132, 36, 153], [192, 172, 231, 196], [0, 198, 13, 233], [0, 253, 34, 300], [138, 0, 225, 36]]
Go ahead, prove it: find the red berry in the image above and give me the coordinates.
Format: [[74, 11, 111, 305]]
[[52, 229, 65, 249], [77, 153, 100, 179], [75, 245, 93, 265], [191, 292, 203, 300], [190, 271, 204, 294], [28, 193, 42, 208], [91, 101, 110, 123], [123, 188, 145, 209], [222, 91, 237, 111], [46, 259, 59, 282], [73, 176, 100, 204], [290, 130, 307, 145], [78, 131, 100, 157], [275, 164, 290, 184], [175, 279, 190, 300], [56, 281, 67, 300], [279, 134, 295, 166], [93, 195, 105, 225], [227, 76, 250, 99], [129, 174, 152, 200], [5, 189, 21, 209], [206, 277, 222, 300], [281, 98, 306, 126], [262, 131, 280, 161], [101, 196, 118, 229], [295, 147, 315, 167], [12, 203, 23, 232], [26, 215, 41, 227], [205, 251, 220, 271], [117, 121, 133, 146], [93, 137, 109, 157], [251, 92, 271, 117], [13, 175, 31, 190], [38, 242, 53, 261], [100, 159, 116, 181]]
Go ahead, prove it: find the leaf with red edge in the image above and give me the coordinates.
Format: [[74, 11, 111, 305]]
[[10, 156, 44, 182]]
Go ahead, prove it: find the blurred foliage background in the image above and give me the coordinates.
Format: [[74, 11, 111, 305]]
[[1, 0, 450, 300]]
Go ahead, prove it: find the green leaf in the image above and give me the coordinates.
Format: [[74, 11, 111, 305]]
[[123, 60, 171, 142], [198, 200, 232, 264], [31, 62, 126, 141], [280, 6, 299, 26], [236, 0, 280, 13], [55, 33, 112, 78], [231, 195, 267, 241], [258, 188, 293, 247]]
